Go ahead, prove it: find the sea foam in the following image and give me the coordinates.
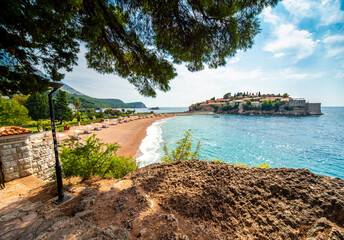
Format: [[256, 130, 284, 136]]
[[136, 118, 167, 167]]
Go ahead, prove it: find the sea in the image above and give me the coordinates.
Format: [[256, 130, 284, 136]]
[[137, 107, 344, 179]]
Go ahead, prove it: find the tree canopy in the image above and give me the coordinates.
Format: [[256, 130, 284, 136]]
[[0, 98, 31, 126], [54, 90, 73, 123], [25, 92, 49, 121], [0, 0, 278, 97]]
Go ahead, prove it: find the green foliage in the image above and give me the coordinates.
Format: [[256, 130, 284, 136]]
[[12, 94, 29, 105], [54, 90, 73, 123], [74, 111, 82, 122], [221, 104, 237, 111], [25, 92, 49, 121], [0, 0, 279, 97], [243, 104, 258, 110], [0, 98, 31, 126], [282, 93, 289, 98], [252, 163, 270, 169], [60, 134, 138, 179], [234, 162, 247, 167], [95, 111, 105, 119], [73, 98, 81, 110], [212, 106, 219, 112], [285, 106, 294, 111], [212, 159, 222, 163], [87, 110, 95, 120], [34, 119, 51, 132], [162, 130, 201, 163], [223, 93, 231, 99], [234, 162, 270, 169], [261, 100, 274, 111], [210, 97, 215, 101]]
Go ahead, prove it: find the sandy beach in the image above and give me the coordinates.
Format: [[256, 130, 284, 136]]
[[58, 115, 170, 158]]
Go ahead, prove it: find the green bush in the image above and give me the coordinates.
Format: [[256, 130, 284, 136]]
[[212, 106, 219, 112], [252, 163, 270, 169], [161, 129, 201, 163], [221, 105, 237, 111], [243, 104, 258, 110], [284, 106, 294, 111], [234, 162, 247, 167], [212, 159, 222, 162], [60, 134, 138, 179], [233, 162, 270, 169]]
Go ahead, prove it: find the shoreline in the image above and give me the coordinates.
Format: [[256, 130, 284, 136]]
[[58, 115, 171, 158]]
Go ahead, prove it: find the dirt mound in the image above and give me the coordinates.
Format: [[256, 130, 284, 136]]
[[91, 159, 344, 239]]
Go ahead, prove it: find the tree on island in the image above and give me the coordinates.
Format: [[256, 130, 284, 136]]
[[223, 93, 231, 99], [54, 90, 73, 124], [0, 0, 279, 97], [282, 93, 289, 98]]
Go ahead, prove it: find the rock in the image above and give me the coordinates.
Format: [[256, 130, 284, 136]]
[[75, 210, 94, 218], [103, 225, 130, 240]]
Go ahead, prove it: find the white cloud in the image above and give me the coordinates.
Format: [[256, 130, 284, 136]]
[[281, 68, 324, 80], [322, 34, 344, 58], [264, 24, 317, 62], [262, 7, 280, 25], [282, 0, 344, 26]]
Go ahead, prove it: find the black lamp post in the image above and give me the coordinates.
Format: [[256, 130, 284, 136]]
[[48, 82, 69, 204]]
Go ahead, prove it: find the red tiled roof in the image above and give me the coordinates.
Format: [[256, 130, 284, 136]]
[[0, 126, 32, 137]]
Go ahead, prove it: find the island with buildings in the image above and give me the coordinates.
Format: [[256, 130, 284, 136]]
[[189, 92, 322, 115]]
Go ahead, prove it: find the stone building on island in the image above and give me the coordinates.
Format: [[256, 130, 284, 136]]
[[189, 93, 322, 115]]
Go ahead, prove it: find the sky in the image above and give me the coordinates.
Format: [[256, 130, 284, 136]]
[[62, 0, 344, 107]]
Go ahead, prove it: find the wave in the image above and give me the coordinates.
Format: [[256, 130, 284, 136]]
[[136, 118, 167, 167]]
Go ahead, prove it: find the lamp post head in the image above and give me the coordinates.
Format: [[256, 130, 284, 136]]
[[49, 82, 64, 89]]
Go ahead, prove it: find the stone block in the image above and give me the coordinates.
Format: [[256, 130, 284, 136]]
[[13, 142, 23, 147], [0, 144, 12, 150], [0, 154, 15, 162], [22, 152, 31, 158], [1, 148, 17, 155], [3, 167, 15, 174], [19, 163, 32, 170], [18, 158, 31, 165], [19, 168, 33, 177], [17, 146, 30, 153], [4, 172, 20, 181], [2, 160, 16, 168]]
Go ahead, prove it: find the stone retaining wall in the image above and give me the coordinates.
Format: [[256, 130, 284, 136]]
[[0, 134, 55, 182], [31, 140, 55, 181]]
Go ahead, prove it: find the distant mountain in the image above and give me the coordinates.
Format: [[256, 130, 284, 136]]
[[61, 84, 85, 96], [60, 84, 146, 109]]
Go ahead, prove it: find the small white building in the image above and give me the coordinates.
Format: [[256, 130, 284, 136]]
[[68, 103, 76, 112]]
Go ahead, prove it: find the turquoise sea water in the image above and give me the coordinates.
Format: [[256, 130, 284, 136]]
[[137, 107, 344, 179]]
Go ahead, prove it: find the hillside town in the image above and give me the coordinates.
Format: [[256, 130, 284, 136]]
[[189, 92, 322, 115]]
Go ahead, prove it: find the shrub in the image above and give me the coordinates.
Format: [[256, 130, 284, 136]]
[[60, 134, 138, 179], [212, 159, 222, 162], [234, 162, 247, 167], [234, 162, 270, 169], [212, 106, 219, 112], [161, 129, 201, 162], [252, 163, 270, 169], [285, 106, 294, 111], [221, 105, 237, 111], [243, 104, 258, 110]]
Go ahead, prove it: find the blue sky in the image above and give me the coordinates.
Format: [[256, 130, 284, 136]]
[[63, 0, 344, 107]]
